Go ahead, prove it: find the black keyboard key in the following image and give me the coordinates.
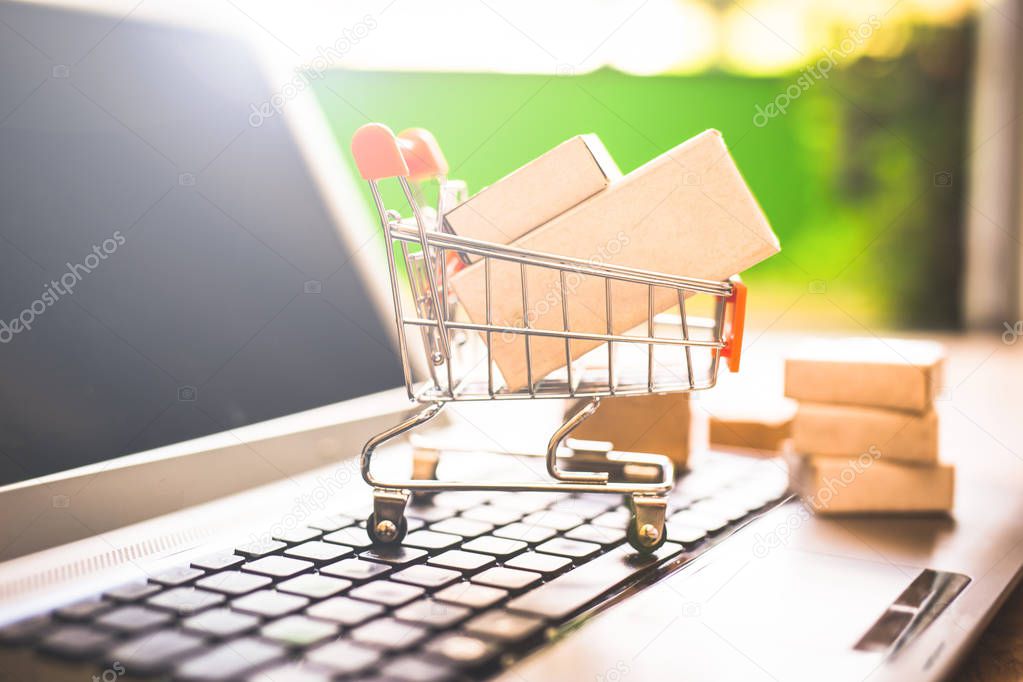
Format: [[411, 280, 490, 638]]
[[462, 505, 522, 526], [272, 527, 322, 544], [428, 550, 496, 574], [38, 625, 114, 660], [429, 517, 494, 539], [433, 583, 507, 610], [392, 564, 462, 590], [96, 605, 172, 634], [507, 541, 682, 620], [320, 558, 391, 582], [493, 522, 556, 544], [464, 609, 545, 644], [351, 617, 428, 651], [423, 632, 498, 668], [235, 539, 286, 559], [176, 637, 285, 681], [197, 570, 272, 596], [323, 527, 373, 549], [306, 596, 383, 626], [460, 536, 526, 559], [307, 514, 355, 532], [277, 574, 351, 599], [261, 615, 339, 648], [379, 656, 457, 682], [360, 545, 428, 566], [55, 599, 111, 622], [284, 541, 352, 564], [504, 551, 572, 577], [242, 555, 313, 579], [393, 599, 472, 629], [535, 538, 601, 560], [192, 552, 245, 571], [521, 511, 584, 531], [104, 582, 162, 602], [231, 590, 309, 618], [402, 530, 461, 551], [182, 608, 259, 638], [110, 629, 205, 674], [565, 524, 627, 547], [0, 615, 51, 644], [306, 640, 381, 675], [349, 580, 425, 607], [470, 567, 542, 592], [665, 521, 708, 545], [150, 566, 205, 586], [147, 586, 225, 615]]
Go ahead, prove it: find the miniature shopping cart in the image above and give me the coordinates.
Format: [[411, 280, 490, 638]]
[[350, 123, 748, 553]]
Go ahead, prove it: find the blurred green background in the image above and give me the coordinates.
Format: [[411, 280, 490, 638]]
[[314, 11, 972, 330]]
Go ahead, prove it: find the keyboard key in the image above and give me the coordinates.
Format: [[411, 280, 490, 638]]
[[392, 564, 462, 590], [306, 640, 381, 675], [242, 556, 313, 579], [96, 605, 172, 634], [406, 505, 456, 522], [320, 558, 391, 582], [433, 583, 507, 610], [423, 632, 498, 668], [549, 497, 616, 519], [284, 541, 352, 564], [429, 517, 494, 539], [490, 492, 559, 513], [565, 524, 627, 547], [0, 615, 51, 644], [307, 514, 356, 532], [462, 505, 522, 526], [351, 617, 428, 650], [591, 509, 630, 529], [247, 663, 335, 682], [272, 527, 322, 544], [504, 552, 572, 577], [507, 542, 682, 620], [261, 615, 338, 648], [192, 552, 245, 571], [403, 530, 462, 551], [393, 599, 472, 629], [147, 587, 225, 615], [176, 637, 285, 681], [306, 596, 383, 626], [182, 608, 259, 638], [432, 491, 493, 511], [670, 509, 728, 533], [379, 656, 457, 682], [521, 511, 584, 531], [471, 567, 542, 592], [360, 545, 428, 566], [150, 566, 205, 586], [349, 580, 425, 607], [197, 570, 272, 596], [461, 536, 527, 559], [38, 625, 114, 660], [691, 498, 749, 522], [55, 599, 111, 622], [535, 538, 601, 560], [277, 574, 351, 599], [665, 522, 708, 545], [428, 550, 496, 573], [235, 539, 286, 559], [104, 582, 162, 602], [464, 609, 545, 644], [231, 590, 309, 618], [493, 522, 556, 544], [110, 629, 205, 674]]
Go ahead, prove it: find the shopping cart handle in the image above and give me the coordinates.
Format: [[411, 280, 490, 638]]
[[720, 277, 747, 373], [399, 128, 449, 182], [351, 123, 409, 180]]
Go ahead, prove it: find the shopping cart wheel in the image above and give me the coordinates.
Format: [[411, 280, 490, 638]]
[[367, 488, 410, 545], [626, 494, 668, 553]]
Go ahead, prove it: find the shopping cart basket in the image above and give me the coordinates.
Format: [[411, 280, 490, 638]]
[[351, 123, 748, 553]]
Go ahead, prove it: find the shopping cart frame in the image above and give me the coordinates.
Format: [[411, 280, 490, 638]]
[[351, 123, 748, 552]]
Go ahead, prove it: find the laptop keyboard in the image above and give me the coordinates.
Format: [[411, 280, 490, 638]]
[[0, 455, 789, 681]]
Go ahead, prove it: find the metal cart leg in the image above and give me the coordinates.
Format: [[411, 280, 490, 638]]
[[627, 494, 669, 553]]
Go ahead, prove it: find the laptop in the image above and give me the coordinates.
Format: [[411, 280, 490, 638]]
[[2, 4, 1021, 681]]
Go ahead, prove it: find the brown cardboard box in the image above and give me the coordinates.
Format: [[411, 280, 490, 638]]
[[792, 402, 939, 464], [568, 393, 691, 470], [451, 129, 779, 391], [444, 135, 620, 252], [787, 452, 954, 515], [784, 338, 945, 414], [709, 402, 795, 453]]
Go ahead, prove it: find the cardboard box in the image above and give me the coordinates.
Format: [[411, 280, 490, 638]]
[[787, 452, 954, 515], [792, 402, 939, 464], [784, 338, 945, 414], [567, 393, 691, 470], [709, 401, 795, 453], [451, 129, 779, 391], [444, 135, 620, 253]]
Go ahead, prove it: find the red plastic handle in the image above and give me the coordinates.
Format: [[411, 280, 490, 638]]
[[720, 277, 747, 373], [398, 128, 449, 182], [351, 123, 409, 180]]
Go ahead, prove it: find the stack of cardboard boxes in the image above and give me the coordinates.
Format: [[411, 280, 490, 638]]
[[784, 338, 954, 515]]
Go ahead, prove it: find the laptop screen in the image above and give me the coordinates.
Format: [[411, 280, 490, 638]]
[[0, 5, 404, 487]]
